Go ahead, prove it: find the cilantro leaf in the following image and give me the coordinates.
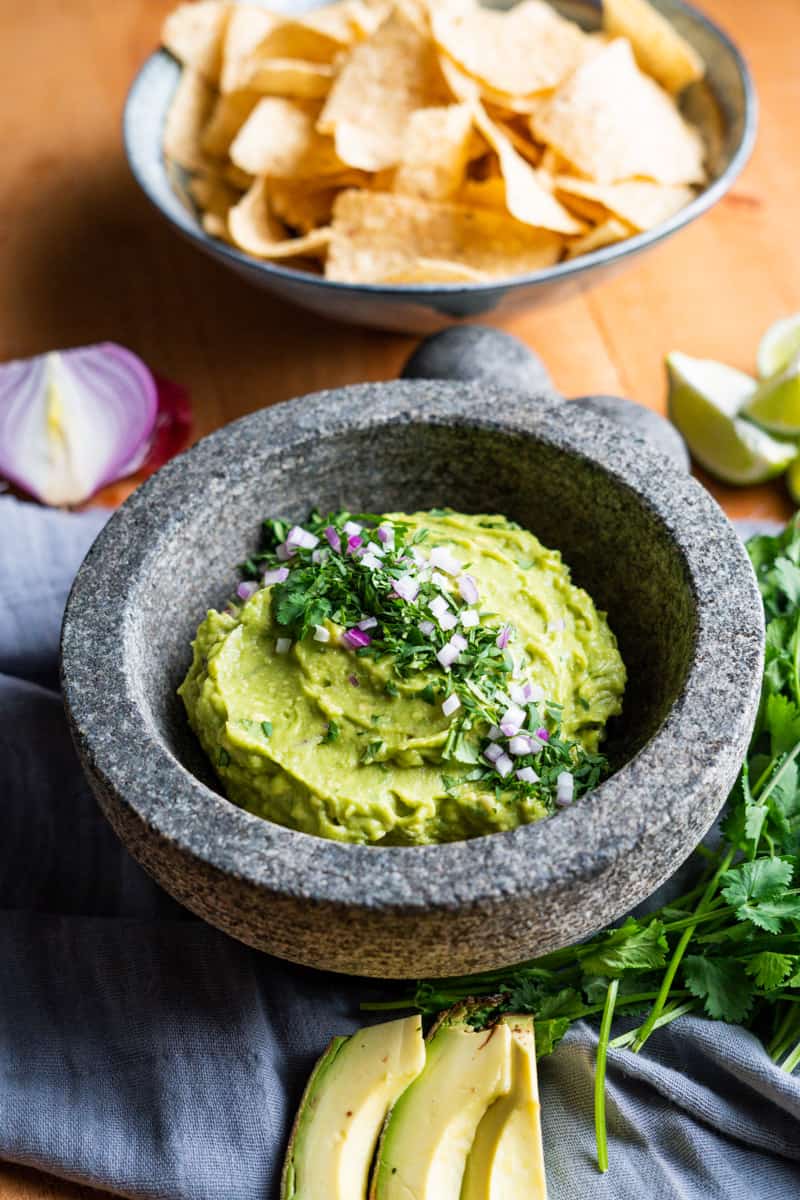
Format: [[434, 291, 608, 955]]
[[533, 1017, 572, 1059], [721, 857, 794, 909], [770, 557, 800, 609], [578, 919, 668, 977], [683, 956, 754, 1022], [744, 952, 797, 990], [765, 693, 800, 758]]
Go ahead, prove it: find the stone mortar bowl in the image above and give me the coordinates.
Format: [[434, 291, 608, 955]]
[[61, 382, 764, 979]]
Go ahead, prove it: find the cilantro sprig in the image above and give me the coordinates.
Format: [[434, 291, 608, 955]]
[[366, 515, 800, 1173]]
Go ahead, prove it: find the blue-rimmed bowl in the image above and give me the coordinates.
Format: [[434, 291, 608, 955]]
[[123, 0, 756, 334]]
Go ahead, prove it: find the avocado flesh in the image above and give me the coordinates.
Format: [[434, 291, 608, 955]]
[[372, 1019, 513, 1200], [282, 1016, 426, 1200], [461, 1016, 548, 1200]]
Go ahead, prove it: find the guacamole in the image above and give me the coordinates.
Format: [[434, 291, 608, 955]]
[[179, 511, 625, 845]]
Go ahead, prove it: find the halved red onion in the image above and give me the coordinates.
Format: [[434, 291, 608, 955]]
[[457, 573, 479, 605], [0, 342, 158, 506], [236, 581, 259, 601], [343, 627, 371, 649]]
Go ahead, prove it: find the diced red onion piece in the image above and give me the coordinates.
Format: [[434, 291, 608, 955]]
[[348, 673, 360, 687], [275, 637, 292, 655], [394, 575, 419, 603], [509, 683, 527, 705], [343, 520, 362, 537], [556, 771, 574, 806], [237, 581, 258, 601], [377, 524, 394, 546], [262, 566, 289, 585], [516, 766, 539, 784], [410, 546, 426, 565], [457, 574, 479, 605], [367, 541, 385, 557], [484, 742, 503, 763], [436, 641, 460, 670], [287, 524, 319, 551], [430, 570, 448, 589], [357, 616, 378, 630], [418, 619, 436, 637], [313, 625, 330, 643], [343, 627, 371, 649], [527, 683, 544, 702], [460, 609, 479, 629], [325, 525, 340, 551], [442, 693, 461, 717], [429, 546, 460, 575], [450, 633, 467, 652], [361, 552, 382, 570], [496, 623, 512, 650], [311, 548, 329, 566], [499, 704, 526, 737], [439, 611, 457, 632], [508, 734, 533, 756], [495, 753, 514, 779], [275, 543, 294, 561], [487, 724, 502, 741], [429, 595, 449, 621], [348, 535, 363, 553], [535, 728, 550, 743]]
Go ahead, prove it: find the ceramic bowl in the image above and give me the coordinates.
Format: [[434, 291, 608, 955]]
[[123, 0, 757, 334], [61, 382, 763, 978]]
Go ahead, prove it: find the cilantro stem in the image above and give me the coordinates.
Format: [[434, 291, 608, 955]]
[[632, 847, 734, 1053], [609, 998, 698, 1049], [781, 1038, 800, 1074], [754, 740, 800, 806], [594, 979, 618, 1173]]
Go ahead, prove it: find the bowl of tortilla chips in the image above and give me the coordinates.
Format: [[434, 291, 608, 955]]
[[124, 0, 756, 333]]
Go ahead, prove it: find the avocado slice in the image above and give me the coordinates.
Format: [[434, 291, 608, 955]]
[[282, 1015, 426, 1200], [461, 1015, 548, 1199], [371, 1008, 513, 1199]]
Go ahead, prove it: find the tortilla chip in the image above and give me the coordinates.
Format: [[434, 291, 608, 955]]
[[234, 56, 334, 99], [202, 210, 232, 240], [162, 1, 230, 83], [379, 258, 489, 282], [565, 216, 632, 258], [248, 3, 362, 65], [230, 97, 343, 179], [432, 0, 589, 98], [531, 39, 706, 185], [201, 90, 260, 157], [458, 176, 507, 209], [326, 189, 563, 282], [473, 105, 584, 234], [163, 67, 215, 171], [269, 180, 342, 232], [554, 176, 695, 231], [228, 177, 332, 258], [493, 119, 542, 166], [604, 0, 704, 94], [318, 11, 446, 171], [189, 170, 242, 218], [394, 104, 474, 201], [224, 163, 254, 190], [219, 5, 280, 92]]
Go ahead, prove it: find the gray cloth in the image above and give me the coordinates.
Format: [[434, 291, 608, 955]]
[[1, 496, 798, 1199]]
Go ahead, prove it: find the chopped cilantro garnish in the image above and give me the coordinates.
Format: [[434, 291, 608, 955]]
[[218, 748, 230, 768], [322, 720, 340, 744], [261, 720, 273, 738]]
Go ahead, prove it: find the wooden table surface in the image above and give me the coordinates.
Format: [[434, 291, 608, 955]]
[[2, 0, 799, 1195]]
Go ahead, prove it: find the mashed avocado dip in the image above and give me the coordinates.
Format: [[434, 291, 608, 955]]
[[179, 510, 625, 845]]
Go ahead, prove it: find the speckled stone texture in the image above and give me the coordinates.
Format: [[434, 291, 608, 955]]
[[61, 383, 764, 979], [573, 394, 691, 472], [402, 327, 555, 395]]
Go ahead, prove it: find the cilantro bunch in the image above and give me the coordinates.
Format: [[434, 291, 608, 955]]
[[367, 516, 800, 1171]]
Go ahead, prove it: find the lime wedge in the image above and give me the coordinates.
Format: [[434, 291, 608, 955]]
[[666, 351, 798, 485], [743, 353, 800, 437], [757, 312, 800, 379], [787, 457, 800, 506]]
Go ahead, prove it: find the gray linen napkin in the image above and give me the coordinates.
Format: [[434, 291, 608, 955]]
[[1, 496, 798, 1199]]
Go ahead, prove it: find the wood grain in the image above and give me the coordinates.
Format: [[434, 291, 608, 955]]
[[1, 0, 799, 1195]]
